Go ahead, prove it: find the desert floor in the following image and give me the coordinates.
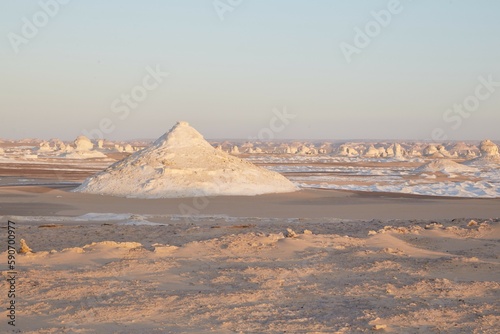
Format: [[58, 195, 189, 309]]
[[1, 179, 499, 333]]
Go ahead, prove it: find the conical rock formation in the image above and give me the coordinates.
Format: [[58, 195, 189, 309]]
[[74, 122, 298, 198]]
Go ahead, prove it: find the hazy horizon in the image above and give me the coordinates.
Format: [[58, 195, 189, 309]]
[[2, 133, 499, 144], [2, 1, 499, 141]]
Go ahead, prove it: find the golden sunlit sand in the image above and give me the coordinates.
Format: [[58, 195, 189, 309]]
[[1, 180, 499, 333]]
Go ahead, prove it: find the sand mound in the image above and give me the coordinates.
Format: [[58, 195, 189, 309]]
[[414, 159, 477, 174], [74, 121, 298, 198]]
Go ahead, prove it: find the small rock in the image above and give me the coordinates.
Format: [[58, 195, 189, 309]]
[[285, 228, 298, 238], [303, 229, 313, 235], [368, 230, 377, 236], [372, 324, 387, 330], [425, 223, 443, 229], [18, 239, 33, 254], [467, 220, 478, 227]]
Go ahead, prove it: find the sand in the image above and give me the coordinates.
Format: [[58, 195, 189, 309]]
[[1, 182, 500, 220], [1, 181, 499, 333]]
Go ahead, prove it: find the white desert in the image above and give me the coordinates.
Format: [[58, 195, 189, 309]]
[[2, 2, 498, 332], [0, 132, 499, 333]]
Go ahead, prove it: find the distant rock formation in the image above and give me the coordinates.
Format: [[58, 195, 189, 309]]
[[480, 139, 499, 157], [423, 144, 452, 158], [60, 135, 106, 159], [38, 141, 54, 152], [74, 136, 94, 151], [464, 140, 500, 166], [423, 145, 438, 156], [124, 144, 134, 153], [364, 145, 380, 158], [392, 143, 407, 159], [230, 145, 240, 155], [338, 144, 359, 157]]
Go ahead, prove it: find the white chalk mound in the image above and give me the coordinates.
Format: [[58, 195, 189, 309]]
[[480, 139, 499, 156], [463, 140, 500, 166], [414, 159, 477, 174], [75, 136, 94, 151], [60, 135, 107, 159], [74, 121, 298, 198]]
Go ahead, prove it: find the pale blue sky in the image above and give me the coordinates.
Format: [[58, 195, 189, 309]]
[[1, 0, 499, 140]]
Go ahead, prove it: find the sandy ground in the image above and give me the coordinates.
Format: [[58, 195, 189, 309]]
[[0, 180, 499, 333], [1, 181, 500, 220]]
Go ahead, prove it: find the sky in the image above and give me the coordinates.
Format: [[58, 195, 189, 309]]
[[1, 0, 499, 141]]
